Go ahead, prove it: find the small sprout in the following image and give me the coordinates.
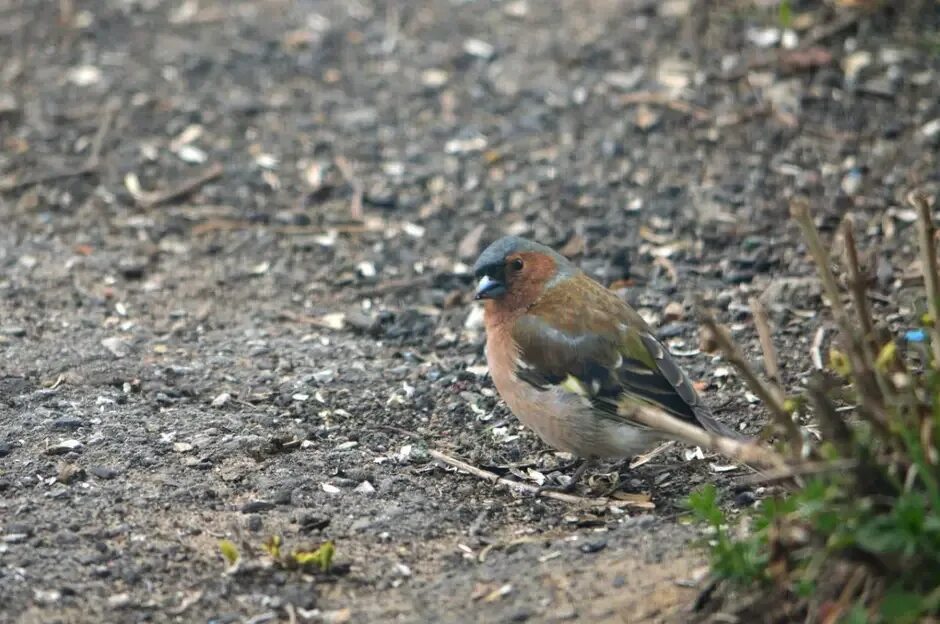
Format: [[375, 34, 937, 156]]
[[219, 540, 240, 566], [828, 348, 851, 376], [783, 398, 798, 415], [292, 541, 334, 571], [263, 535, 282, 560], [876, 341, 897, 371]]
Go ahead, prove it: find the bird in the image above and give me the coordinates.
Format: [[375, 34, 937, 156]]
[[472, 235, 736, 491]]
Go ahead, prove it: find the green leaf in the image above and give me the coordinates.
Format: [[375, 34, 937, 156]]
[[263, 535, 282, 560], [841, 602, 868, 624], [879, 588, 924, 624], [778, 0, 792, 29], [219, 540, 240, 566], [292, 541, 335, 571]]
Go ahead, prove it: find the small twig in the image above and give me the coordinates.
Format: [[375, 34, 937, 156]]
[[334, 155, 363, 221], [721, 11, 860, 81], [841, 216, 875, 341], [811, 326, 826, 371], [698, 305, 801, 456], [735, 458, 858, 486], [792, 200, 891, 434], [749, 297, 780, 383], [132, 162, 223, 209], [628, 440, 675, 469], [791, 200, 851, 327], [618, 402, 788, 469], [353, 273, 435, 297], [427, 449, 655, 508], [618, 92, 711, 121], [909, 190, 940, 365], [189, 219, 371, 236], [0, 97, 118, 192]]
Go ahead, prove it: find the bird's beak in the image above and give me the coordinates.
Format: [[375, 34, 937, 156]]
[[475, 275, 506, 300]]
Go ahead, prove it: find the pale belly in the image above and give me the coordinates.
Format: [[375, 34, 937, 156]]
[[487, 346, 663, 459]]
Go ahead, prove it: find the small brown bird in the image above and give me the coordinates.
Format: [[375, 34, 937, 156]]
[[473, 236, 734, 489]]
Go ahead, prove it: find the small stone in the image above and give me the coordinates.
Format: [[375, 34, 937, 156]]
[[108, 593, 131, 608], [842, 50, 872, 84], [33, 589, 61, 604], [46, 439, 82, 455], [176, 144, 207, 164], [0, 441, 12, 457], [663, 301, 684, 322], [421, 68, 449, 88], [320, 483, 341, 494], [633, 105, 660, 131], [463, 38, 494, 60], [101, 336, 130, 358], [246, 515, 263, 532], [603, 68, 644, 91], [0, 326, 26, 337], [211, 392, 231, 407], [173, 442, 194, 453], [354, 480, 375, 494], [297, 514, 330, 532], [67, 65, 102, 86], [241, 501, 275, 513], [921, 119, 940, 139], [579, 540, 607, 554], [746, 27, 780, 48], [51, 417, 85, 431], [734, 490, 757, 507], [90, 466, 120, 480], [841, 168, 863, 196]]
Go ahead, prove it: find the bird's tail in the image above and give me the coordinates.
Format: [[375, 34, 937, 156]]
[[694, 405, 747, 441]]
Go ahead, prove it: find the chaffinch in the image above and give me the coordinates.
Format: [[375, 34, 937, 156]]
[[473, 236, 735, 489]]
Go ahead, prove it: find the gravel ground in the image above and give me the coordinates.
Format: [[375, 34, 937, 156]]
[[1, 0, 939, 622]]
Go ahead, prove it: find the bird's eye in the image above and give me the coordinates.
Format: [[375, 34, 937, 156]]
[[510, 258, 524, 271]]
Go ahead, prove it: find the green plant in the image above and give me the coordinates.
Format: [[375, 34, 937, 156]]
[[690, 193, 940, 623]]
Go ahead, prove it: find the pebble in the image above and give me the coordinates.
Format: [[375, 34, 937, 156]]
[[463, 38, 494, 60], [51, 417, 86, 431], [211, 392, 231, 407], [0, 441, 11, 457], [0, 326, 26, 337], [101, 336, 130, 358], [46, 439, 83, 455], [579, 540, 607, 554], [240, 501, 275, 513], [90, 466, 120, 480], [354, 480, 376, 494]]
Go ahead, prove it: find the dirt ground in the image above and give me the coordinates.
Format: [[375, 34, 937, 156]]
[[1, 0, 939, 622]]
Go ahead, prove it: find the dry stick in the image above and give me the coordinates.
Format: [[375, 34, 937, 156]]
[[811, 326, 826, 370], [841, 216, 890, 402], [427, 450, 655, 509], [618, 402, 788, 469], [792, 200, 892, 433], [135, 162, 224, 209], [0, 98, 119, 192], [721, 11, 860, 81], [617, 92, 711, 121], [909, 190, 940, 366], [749, 297, 780, 383], [735, 458, 858, 486], [334, 155, 364, 222], [841, 217, 875, 341], [698, 307, 802, 456]]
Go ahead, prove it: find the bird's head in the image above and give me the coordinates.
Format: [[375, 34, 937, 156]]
[[472, 236, 576, 314]]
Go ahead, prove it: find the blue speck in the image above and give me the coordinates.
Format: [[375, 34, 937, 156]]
[[906, 329, 927, 343]]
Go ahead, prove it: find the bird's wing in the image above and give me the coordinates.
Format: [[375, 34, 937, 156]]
[[510, 304, 733, 436]]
